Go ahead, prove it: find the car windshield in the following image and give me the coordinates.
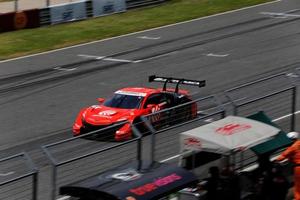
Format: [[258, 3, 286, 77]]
[[103, 94, 144, 109]]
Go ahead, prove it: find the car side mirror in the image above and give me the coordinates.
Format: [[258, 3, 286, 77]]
[[97, 98, 105, 104]]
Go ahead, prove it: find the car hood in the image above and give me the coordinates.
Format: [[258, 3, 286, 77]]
[[82, 105, 137, 125]]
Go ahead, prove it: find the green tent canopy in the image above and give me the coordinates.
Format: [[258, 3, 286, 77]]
[[248, 111, 293, 155]]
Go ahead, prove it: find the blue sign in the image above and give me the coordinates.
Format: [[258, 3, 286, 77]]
[[50, 1, 87, 24], [92, 0, 126, 17]]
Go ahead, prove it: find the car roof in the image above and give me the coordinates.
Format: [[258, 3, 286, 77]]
[[116, 87, 189, 96], [116, 87, 159, 96]]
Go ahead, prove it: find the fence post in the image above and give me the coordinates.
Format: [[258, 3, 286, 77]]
[[32, 172, 38, 200], [51, 165, 57, 200], [141, 116, 157, 164], [131, 124, 142, 170], [14, 0, 18, 11], [42, 146, 58, 200], [291, 86, 297, 131]]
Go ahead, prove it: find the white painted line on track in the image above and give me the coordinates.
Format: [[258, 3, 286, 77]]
[[260, 12, 300, 18], [203, 53, 229, 57], [286, 73, 299, 78], [160, 154, 181, 163], [103, 58, 137, 63], [0, 171, 15, 176], [57, 196, 70, 200], [137, 51, 179, 62], [54, 67, 77, 71], [273, 110, 300, 122], [78, 54, 139, 63], [138, 36, 161, 40], [78, 54, 105, 60], [0, 0, 281, 64]]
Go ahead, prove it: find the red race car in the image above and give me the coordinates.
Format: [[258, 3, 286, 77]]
[[73, 75, 205, 141]]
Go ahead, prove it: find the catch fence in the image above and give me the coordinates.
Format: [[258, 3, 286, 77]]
[[0, 71, 299, 200]]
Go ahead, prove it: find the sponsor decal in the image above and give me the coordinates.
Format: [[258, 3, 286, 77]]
[[14, 11, 28, 29], [184, 137, 201, 149], [115, 90, 147, 97], [62, 7, 74, 21], [150, 105, 161, 123], [103, 1, 114, 13], [99, 110, 117, 116], [216, 123, 251, 135], [129, 173, 182, 196], [109, 169, 142, 181]]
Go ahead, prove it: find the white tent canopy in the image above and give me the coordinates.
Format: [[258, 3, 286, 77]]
[[180, 116, 280, 155]]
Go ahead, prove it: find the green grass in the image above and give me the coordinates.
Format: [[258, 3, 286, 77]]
[[0, 0, 272, 60]]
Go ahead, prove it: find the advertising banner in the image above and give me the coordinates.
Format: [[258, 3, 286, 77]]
[[50, 1, 87, 24], [60, 161, 198, 200], [92, 0, 126, 17], [0, 9, 40, 33]]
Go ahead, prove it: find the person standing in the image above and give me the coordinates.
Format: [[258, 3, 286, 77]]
[[203, 166, 223, 200], [276, 132, 300, 200], [268, 163, 289, 200]]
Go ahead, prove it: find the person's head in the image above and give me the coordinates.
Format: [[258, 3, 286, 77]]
[[287, 132, 299, 141]]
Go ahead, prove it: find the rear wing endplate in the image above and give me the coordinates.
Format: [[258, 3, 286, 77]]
[[149, 75, 206, 93]]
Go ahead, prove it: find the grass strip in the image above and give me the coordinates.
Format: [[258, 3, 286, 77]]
[[0, 0, 272, 60]]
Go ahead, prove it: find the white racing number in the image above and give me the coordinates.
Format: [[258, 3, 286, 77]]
[[150, 105, 161, 123]]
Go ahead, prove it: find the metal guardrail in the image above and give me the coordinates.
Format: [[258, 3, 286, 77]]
[[0, 152, 38, 200], [126, 0, 167, 9]]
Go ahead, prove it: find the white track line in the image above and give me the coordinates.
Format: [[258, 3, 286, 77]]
[[138, 36, 161, 40], [260, 12, 300, 18], [57, 196, 70, 200], [78, 54, 139, 63], [204, 53, 229, 57], [53, 67, 77, 71], [0, 0, 281, 64], [0, 171, 15, 176], [273, 110, 300, 122]]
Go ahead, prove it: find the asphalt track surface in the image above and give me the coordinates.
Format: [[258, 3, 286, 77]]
[[1, 0, 300, 199]]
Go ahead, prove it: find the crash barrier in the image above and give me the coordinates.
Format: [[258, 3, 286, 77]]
[[126, 0, 168, 9], [0, 9, 40, 32], [225, 73, 297, 132], [0, 152, 38, 200], [42, 122, 142, 200], [49, 0, 89, 24], [0, 0, 166, 30]]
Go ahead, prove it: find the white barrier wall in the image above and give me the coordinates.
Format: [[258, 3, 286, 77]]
[[92, 0, 126, 17], [50, 0, 87, 24]]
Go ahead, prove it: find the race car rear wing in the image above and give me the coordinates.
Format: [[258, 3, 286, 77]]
[[149, 75, 206, 93]]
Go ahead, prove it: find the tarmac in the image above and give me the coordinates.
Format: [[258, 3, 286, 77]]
[[0, 0, 75, 13]]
